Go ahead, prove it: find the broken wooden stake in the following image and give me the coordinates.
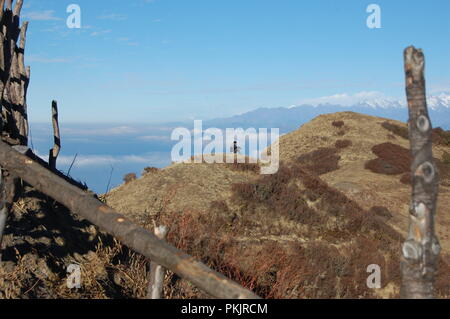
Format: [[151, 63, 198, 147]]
[[147, 225, 168, 299], [48, 100, 60, 170], [400, 46, 440, 299]]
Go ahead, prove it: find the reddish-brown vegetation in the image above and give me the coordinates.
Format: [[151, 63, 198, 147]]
[[227, 162, 260, 174], [298, 147, 341, 175], [332, 120, 345, 128], [400, 173, 412, 185], [335, 139, 352, 149], [381, 122, 450, 147], [365, 143, 412, 175], [369, 206, 393, 220], [155, 163, 418, 298], [142, 166, 159, 175]]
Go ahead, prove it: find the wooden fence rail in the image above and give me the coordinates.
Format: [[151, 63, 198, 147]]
[[0, 139, 260, 299]]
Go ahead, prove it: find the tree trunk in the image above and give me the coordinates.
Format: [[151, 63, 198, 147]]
[[400, 46, 440, 299]]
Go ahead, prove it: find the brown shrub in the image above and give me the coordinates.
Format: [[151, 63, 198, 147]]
[[332, 120, 345, 128], [142, 166, 159, 175], [365, 142, 412, 175], [381, 122, 450, 147], [298, 147, 341, 175], [381, 121, 409, 140], [123, 173, 137, 184], [231, 166, 322, 225], [436, 156, 450, 186], [227, 162, 260, 174], [369, 206, 393, 220], [400, 173, 412, 185], [432, 127, 450, 146], [335, 139, 352, 149]]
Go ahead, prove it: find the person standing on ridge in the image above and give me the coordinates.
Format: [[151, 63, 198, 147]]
[[233, 141, 239, 154]]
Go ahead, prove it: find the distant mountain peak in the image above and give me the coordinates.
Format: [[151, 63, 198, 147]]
[[427, 92, 450, 110], [294, 92, 450, 111]]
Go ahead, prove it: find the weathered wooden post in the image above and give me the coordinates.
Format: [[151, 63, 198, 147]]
[[0, 0, 29, 261], [48, 100, 60, 170], [401, 46, 441, 299], [0, 0, 29, 146], [0, 168, 7, 261], [147, 225, 168, 299]]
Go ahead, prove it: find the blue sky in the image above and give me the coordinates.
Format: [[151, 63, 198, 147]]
[[23, 0, 450, 123]]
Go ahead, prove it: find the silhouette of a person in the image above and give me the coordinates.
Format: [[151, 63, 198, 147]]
[[233, 141, 239, 154]]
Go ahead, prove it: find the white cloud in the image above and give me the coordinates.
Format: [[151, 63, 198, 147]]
[[27, 55, 71, 64], [90, 29, 112, 37], [138, 135, 170, 141], [62, 126, 138, 136], [117, 37, 139, 46], [98, 13, 127, 21], [23, 10, 62, 21], [56, 153, 166, 167]]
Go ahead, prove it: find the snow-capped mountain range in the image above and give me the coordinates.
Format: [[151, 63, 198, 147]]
[[299, 92, 450, 110], [204, 93, 450, 133]]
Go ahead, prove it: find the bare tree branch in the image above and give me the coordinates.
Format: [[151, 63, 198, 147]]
[[400, 46, 441, 299], [12, 0, 23, 17]]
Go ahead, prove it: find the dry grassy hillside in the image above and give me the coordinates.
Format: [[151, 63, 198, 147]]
[[275, 112, 450, 254], [103, 111, 450, 299], [2, 111, 449, 299]]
